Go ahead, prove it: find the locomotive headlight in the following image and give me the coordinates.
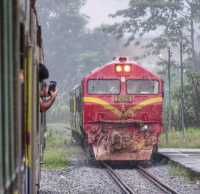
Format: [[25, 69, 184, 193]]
[[116, 65, 122, 72], [140, 125, 149, 132], [124, 65, 131, 72]]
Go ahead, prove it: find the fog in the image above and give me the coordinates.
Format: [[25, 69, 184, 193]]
[[37, 0, 200, 135], [81, 0, 129, 29]]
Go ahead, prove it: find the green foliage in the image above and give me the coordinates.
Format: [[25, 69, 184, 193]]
[[47, 95, 70, 123], [185, 72, 200, 126], [37, 0, 88, 86], [43, 149, 68, 169], [106, 0, 200, 69], [172, 72, 200, 127], [42, 124, 80, 169], [169, 163, 200, 182], [105, 0, 200, 129], [160, 128, 200, 148]]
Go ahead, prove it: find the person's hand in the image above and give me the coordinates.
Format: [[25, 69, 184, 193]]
[[50, 88, 58, 99]]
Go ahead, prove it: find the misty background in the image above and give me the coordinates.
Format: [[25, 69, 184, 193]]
[[37, 0, 200, 132]]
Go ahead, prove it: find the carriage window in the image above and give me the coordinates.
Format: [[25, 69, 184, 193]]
[[88, 80, 120, 94], [127, 80, 159, 94]]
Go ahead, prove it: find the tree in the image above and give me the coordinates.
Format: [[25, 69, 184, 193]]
[[104, 0, 200, 131], [37, 0, 121, 122], [106, 0, 200, 70], [37, 0, 88, 88]]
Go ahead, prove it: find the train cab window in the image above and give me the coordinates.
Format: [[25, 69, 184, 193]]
[[88, 79, 120, 94], [127, 80, 159, 94]]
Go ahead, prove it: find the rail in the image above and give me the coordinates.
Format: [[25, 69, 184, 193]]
[[101, 162, 135, 194], [137, 166, 179, 194]]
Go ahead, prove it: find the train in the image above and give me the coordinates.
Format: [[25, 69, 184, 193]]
[[70, 57, 164, 161], [1, 0, 46, 193]]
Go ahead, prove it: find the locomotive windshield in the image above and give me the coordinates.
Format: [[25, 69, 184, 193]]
[[88, 79, 120, 94], [127, 80, 159, 94]]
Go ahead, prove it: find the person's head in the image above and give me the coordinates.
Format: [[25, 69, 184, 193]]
[[40, 81, 49, 97], [39, 63, 49, 82]]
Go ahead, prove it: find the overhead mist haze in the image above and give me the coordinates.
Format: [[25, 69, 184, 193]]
[[37, 0, 200, 131], [37, 0, 130, 122], [81, 0, 129, 29], [36, 0, 170, 123], [81, 0, 160, 67]]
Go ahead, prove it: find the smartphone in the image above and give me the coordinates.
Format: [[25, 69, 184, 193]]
[[48, 81, 57, 94]]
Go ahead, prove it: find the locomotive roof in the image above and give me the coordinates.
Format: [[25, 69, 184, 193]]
[[83, 60, 161, 80]]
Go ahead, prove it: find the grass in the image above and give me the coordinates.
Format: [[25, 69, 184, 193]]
[[169, 162, 200, 182], [159, 128, 200, 182], [42, 123, 81, 169], [159, 128, 200, 148], [43, 149, 68, 168], [169, 163, 190, 178]]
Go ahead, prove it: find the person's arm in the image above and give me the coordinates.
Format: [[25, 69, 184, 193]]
[[40, 89, 58, 112]]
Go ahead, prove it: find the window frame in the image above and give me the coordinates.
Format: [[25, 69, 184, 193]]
[[126, 79, 160, 95], [87, 79, 121, 95]]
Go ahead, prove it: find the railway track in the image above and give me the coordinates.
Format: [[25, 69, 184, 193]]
[[101, 162, 135, 194], [137, 166, 179, 194], [101, 162, 179, 194]]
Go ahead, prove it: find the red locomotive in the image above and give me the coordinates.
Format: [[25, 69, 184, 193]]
[[70, 57, 164, 161]]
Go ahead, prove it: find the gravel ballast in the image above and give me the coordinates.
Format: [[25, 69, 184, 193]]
[[40, 125, 200, 194], [40, 148, 200, 194], [147, 165, 200, 194], [40, 148, 121, 194]]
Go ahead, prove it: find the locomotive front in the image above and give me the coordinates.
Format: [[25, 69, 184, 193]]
[[82, 57, 164, 160]]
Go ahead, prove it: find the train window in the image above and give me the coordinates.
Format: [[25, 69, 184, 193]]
[[88, 80, 120, 94], [127, 80, 159, 94]]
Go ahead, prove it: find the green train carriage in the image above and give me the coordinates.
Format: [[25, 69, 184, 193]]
[[0, 0, 46, 193]]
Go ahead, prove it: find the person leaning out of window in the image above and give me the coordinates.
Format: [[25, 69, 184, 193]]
[[38, 63, 58, 112]]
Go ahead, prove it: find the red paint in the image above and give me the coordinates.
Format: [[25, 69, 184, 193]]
[[71, 58, 164, 160]]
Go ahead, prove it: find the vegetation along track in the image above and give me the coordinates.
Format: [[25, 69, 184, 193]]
[[101, 162, 179, 194]]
